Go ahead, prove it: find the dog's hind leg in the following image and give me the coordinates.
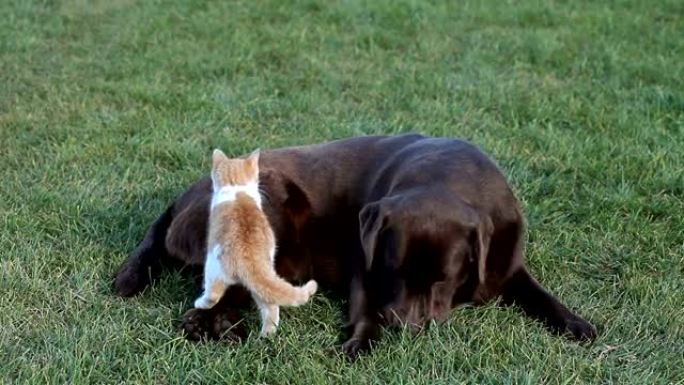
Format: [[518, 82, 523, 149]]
[[114, 205, 175, 297]]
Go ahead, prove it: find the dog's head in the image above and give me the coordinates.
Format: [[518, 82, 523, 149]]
[[358, 193, 493, 327]]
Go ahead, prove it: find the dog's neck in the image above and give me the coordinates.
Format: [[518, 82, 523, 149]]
[[211, 182, 261, 209]]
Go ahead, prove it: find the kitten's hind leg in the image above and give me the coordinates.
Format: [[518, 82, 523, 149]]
[[194, 245, 229, 309], [194, 280, 228, 309], [256, 299, 280, 336]]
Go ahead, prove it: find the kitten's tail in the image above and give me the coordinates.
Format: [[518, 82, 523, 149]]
[[238, 262, 317, 307]]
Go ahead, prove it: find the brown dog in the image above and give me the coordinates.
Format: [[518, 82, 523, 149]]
[[114, 134, 596, 357]]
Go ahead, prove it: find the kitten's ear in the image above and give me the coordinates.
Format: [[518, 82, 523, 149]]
[[246, 148, 260, 169], [212, 149, 228, 167], [210, 171, 219, 192]]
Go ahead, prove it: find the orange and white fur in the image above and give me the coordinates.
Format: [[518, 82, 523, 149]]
[[193, 149, 318, 336]]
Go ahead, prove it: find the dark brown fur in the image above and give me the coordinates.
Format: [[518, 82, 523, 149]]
[[114, 134, 596, 357]]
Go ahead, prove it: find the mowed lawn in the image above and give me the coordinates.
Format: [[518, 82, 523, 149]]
[[1, 0, 683, 383]]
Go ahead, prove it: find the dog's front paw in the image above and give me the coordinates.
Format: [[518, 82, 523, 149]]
[[180, 307, 243, 342], [181, 308, 210, 341], [341, 338, 370, 360], [212, 309, 246, 342], [563, 317, 598, 342], [113, 262, 148, 297]]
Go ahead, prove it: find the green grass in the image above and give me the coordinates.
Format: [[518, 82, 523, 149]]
[[1, 0, 683, 383]]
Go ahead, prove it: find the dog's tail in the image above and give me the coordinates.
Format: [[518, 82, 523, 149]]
[[114, 205, 174, 297], [238, 261, 317, 306]]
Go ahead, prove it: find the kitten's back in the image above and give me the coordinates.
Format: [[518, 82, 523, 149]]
[[217, 194, 316, 306]]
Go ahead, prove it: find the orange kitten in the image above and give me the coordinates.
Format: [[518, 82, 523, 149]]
[[193, 149, 318, 336]]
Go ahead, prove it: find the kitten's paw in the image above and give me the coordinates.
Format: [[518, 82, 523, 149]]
[[193, 296, 215, 309], [260, 324, 277, 337]]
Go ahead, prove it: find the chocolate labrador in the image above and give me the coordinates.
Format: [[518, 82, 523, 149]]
[[114, 134, 596, 357]]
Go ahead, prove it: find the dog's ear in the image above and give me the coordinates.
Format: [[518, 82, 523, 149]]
[[358, 201, 388, 270]]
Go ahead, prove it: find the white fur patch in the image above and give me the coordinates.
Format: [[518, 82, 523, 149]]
[[211, 182, 261, 209], [203, 244, 225, 282], [194, 244, 228, 309]]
